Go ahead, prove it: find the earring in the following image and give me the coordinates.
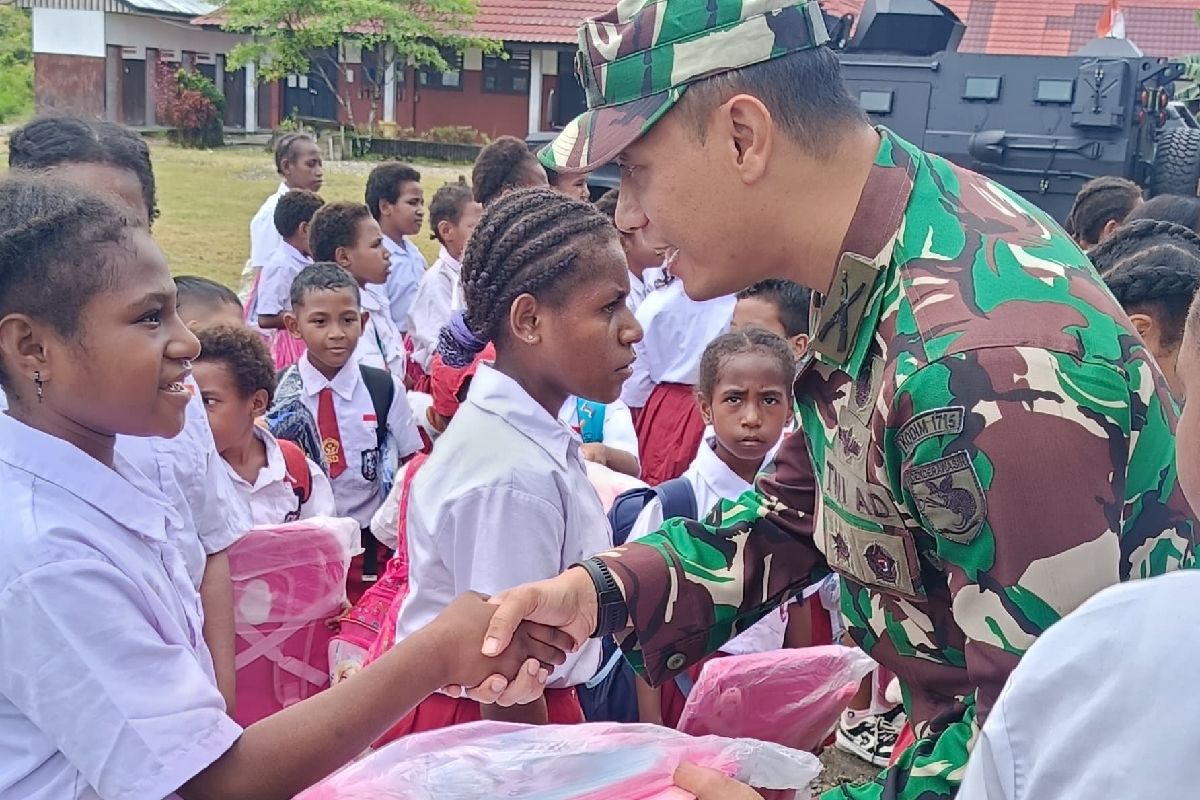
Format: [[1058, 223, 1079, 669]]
[[33, 371, 43, 403]]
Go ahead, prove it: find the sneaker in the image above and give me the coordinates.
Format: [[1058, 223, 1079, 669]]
[[835, 706, 905, 768]]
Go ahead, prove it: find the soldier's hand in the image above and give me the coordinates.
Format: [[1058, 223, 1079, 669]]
[[673, 763, 764, 799], [483, 567, 599, 658]]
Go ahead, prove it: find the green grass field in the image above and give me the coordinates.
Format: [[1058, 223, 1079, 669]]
[[145, 143, 468, 288]]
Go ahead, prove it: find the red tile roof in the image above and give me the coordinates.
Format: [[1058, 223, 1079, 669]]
[[822, 1, 1200, 58]]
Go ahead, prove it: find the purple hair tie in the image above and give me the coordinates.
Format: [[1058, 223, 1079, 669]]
[[438, 310, 488, 367]]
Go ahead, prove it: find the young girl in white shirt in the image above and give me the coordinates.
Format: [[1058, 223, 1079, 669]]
[[627, 328, 809, 727], [192, 324, 336, 526], [390, 186, 643, 734], [0, 174, 572, 800]]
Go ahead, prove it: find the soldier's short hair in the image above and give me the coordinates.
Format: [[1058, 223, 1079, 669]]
[[673, 47, 867, 159]]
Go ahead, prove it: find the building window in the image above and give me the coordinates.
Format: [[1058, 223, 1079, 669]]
[[483, 48, 531, 95], [418, 50, 462, 91]]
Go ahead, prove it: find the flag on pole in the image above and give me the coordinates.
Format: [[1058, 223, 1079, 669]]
[[1096, 0, 1127, 39]]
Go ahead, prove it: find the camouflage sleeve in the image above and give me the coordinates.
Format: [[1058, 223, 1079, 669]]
[[825, 344, 1189, 800], [598, 430, 828, 686]]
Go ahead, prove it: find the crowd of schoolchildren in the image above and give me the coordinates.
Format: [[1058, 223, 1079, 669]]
[[4, 111, 1200, 799]]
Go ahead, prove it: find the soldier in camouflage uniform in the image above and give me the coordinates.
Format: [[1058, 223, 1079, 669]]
[[482, 1, 1197, 797]]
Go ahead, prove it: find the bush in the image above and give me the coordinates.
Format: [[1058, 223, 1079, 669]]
[[423, 125, 488, 145], [156, 64, 224, 148], [0, 7, 31, 123]]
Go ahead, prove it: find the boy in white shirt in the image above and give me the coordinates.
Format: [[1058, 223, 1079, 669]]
[[193, 324, 336, 526], [366, 161, 428, 331], [255, 189, 324, 331], [406, 179, 483, 374], [308, 201, 408, 376], [280, 262, 423, 581]]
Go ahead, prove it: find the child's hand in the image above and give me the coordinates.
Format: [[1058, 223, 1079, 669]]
[[673, 763, 765, 799], [580, 443, 608, 466], [428, 592, 574, 691]]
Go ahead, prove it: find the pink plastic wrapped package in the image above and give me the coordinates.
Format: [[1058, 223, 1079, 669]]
[[296, 721, 822, 800], [229, 516, 358, 726], [586, 461, 648, 513], [677, 645, 876, 753]]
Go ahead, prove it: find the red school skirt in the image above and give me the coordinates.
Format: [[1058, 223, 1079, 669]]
[[374, 687, 585, 748], [634, 382, 706, 486]]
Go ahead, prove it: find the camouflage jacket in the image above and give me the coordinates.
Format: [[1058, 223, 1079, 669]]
[[598, 129, 1196, 799]]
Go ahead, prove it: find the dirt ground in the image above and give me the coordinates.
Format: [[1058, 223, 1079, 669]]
[[811, 747, 878, 795]]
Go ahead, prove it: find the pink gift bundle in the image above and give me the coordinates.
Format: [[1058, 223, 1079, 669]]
[[228, 516, 359, 726], [297, 721, 821, 800], [677, 645, 876, 753]]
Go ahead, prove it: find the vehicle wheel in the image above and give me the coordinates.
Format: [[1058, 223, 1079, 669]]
[[1149, 127, 1200, 198]]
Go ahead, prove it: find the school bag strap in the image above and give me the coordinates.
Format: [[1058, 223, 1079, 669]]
[[358, 365, 395, 451], [654, 477, 698, 522], [576, 398, 607, 444], [277, 437, 313, 505]]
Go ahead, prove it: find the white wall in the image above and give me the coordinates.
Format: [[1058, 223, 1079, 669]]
[[105, 13, 247, 60], [33, 8, 105, 58]]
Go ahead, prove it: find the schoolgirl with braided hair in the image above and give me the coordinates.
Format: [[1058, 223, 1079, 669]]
[[1103, 243, 1200, 396], [390, 187, 643, 734], [470, 135, 548, 207], [1065, 176, 1142, 250], [0, 174, 572, 799], [1088, 218, 1200, 273]]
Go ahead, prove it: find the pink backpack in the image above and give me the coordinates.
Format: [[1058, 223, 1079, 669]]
[[229, 517, 358, 726]]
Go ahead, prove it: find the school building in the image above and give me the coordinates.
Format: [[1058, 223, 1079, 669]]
[[23, 0, 1200, 137]]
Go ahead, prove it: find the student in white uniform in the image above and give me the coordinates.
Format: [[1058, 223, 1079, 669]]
[[626, 328, 803, 726], [558, 396, 640, 477], [406, 179, 483, 374], [0, 175, 573, 800], [366, 161, 429, 331], [471, 135, 549, 208], [595, 188, 667, 315], [244, 134, 324, 297], [392, 187, 642, 735], [622, 268, 736, 486], [7, 115, 250, 713], [308, 201, 408, 376], [192, 324, 336, 526], [255, 189, 324, 331], [281, 263, 424, 580]]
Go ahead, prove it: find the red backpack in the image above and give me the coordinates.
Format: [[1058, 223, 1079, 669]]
[[278, 438, 313, 514]]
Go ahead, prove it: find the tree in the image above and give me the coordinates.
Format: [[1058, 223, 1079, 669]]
[[221, 0, 500, 131], [0, 7, 32, 123]]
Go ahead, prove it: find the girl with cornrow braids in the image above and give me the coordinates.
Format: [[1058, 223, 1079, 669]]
[[1065, 176, 1142, 250], [387, 187, 643, 737], [1102, 243, 1200, 397], [470, 135, 548, 207], [1088, 218, 1200, 273]]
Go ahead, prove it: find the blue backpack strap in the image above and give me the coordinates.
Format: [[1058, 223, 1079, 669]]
[[654, 477, 698, 521], [576, 398, 606, 444]]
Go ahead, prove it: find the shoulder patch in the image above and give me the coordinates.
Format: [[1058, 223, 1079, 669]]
[[896, 406, 965, 457], [904, 450, 986, 544]]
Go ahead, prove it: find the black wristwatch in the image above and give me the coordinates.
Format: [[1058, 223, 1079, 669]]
[[576, 557, 629, 638]]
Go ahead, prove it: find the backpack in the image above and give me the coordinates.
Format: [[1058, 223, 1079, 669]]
[[576, 398, 606, 445], [278, 437, 313, 512], [578, 477, 698, 724], [358, 364, 394, 453], [271, 364, 393, 463]]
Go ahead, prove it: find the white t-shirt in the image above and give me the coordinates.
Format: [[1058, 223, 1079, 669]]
[[406, 245, 463, 373], [357, 283, 408, 376], [629, 434, 791, 656], [0, 413, 241, 800], [224, 426, 337, 527], [381, 235, 428, 332], [621, 274, 735, 408], [296, 356, 422, 527], [959, 570, 1200, 800], [249, 181, 288, 268], [255, 240, 312, 318], [395, 365, 608, 687]]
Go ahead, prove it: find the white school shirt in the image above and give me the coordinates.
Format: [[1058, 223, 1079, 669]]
[[621, 277, 735, 408], [382, 235, 428, 332], [395, 365, 607, 687], [958, 570, 1200, 800], [249, 181, 288, 268], [558, 397, 640, 466], [405, 245, 463, 372], [628, 434, 789, 656], [626, 265, 665, 314], [0, 413, 242, 800], [0, 379, 251, 589], [357, 283, 408, 375], [255, 240, 312, 318], [225, 426, 337, 527], [297, 355, 422, 527]]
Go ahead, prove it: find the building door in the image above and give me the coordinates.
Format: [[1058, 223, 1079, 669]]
[[122, 58, 146, 126], [553, 50, 586, 128], [223, 66, 247, 128], [283, 49, 339, 121]]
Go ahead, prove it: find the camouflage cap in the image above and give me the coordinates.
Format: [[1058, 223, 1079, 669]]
[[539, 0, 830, 175]]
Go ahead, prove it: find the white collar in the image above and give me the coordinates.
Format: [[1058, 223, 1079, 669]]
[[629, 270, 645, 293], [691, 436, 756, 499], [437, 245, 463, 275], [466, 364, 576, 470], [0, 413, 177, 542], [383, 235, 411, 258], [274, 181, 289, 198], [299, 355, 361, 401], [277, 240, 310, 265], [360, 283, 388, 312], [234, 426, 287, 492]]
